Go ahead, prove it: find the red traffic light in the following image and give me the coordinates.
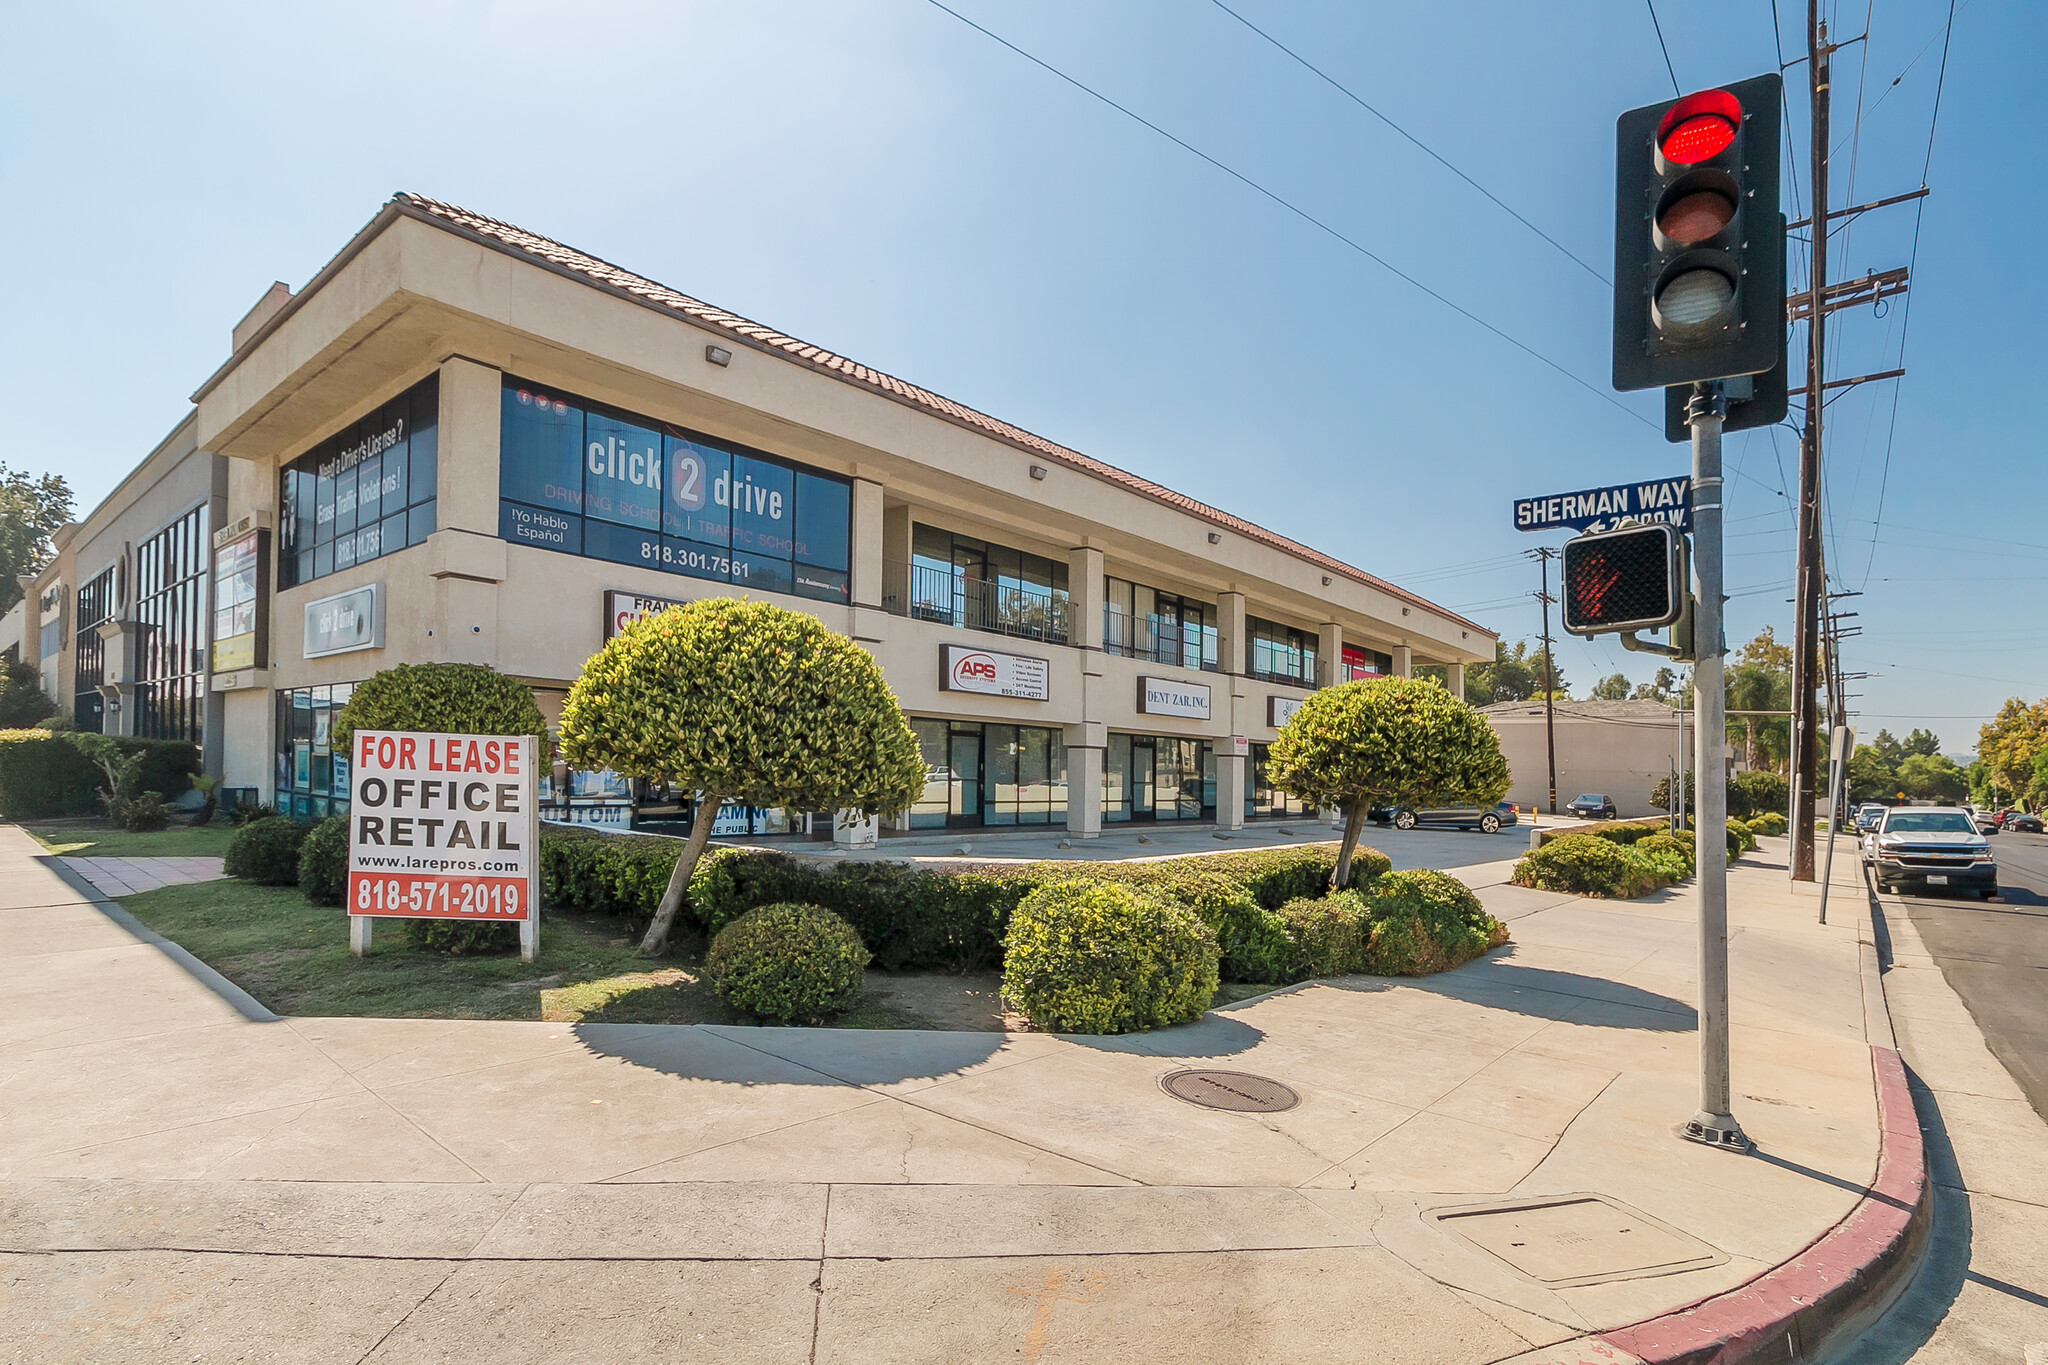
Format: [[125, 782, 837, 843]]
[[1656, 89, 1742, 165]]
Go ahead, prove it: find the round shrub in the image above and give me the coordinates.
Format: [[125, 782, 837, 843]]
[[1104, 869, 1292, 984], [1277, 889, 1370, 979], [224, 817, 311, 886], [298, 815, 350, 905], [1363, 869, 1501, 976], [403, 919, 522, 954], [708, 903, 870, 1024], [331, 662, 553, 754], [1634, 832, 1695, 871], [1002, 880, 1218, 1034], [1512, 834, 1644, 897]]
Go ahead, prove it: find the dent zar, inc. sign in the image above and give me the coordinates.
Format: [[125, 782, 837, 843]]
[[1138, 676, 1212, 720], [940, 644, 1050, 701], [347, 731, 537, 922]]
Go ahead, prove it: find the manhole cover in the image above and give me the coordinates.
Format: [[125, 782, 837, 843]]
[[1160, 1069, 1299, 1113], [1431, 1195, 1725, 1287]]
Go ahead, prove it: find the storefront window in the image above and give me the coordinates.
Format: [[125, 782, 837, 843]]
[[274, 683, 354, 822], [1102, 734, 1214, 822], [1249, 743, 1310, 819], [906, 718, 1065, 827], [73, 568, 114, 732], [497, 376, 851, 606], [134, 504, 208, 744], [278, 375, 439, 590]]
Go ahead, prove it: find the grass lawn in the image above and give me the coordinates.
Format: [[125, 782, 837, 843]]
[[116, 878, 1277, 1029], [26, 819, 239, 858]]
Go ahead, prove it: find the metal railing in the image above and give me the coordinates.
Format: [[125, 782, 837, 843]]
[[882, 560, 1071, 645], [1245, 650, 1327, 689], [1102, 605, 1220, 671]]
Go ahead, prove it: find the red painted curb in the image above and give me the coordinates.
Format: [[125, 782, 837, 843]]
[[1508, 1045, 1929, 1365]]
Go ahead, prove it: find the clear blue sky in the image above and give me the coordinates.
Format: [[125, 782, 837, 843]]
[[4, 1, 2037, 755]]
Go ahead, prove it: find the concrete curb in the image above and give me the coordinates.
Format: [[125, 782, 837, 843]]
[[1499, 1044, 1930, 1365], [35, 852, 280, 1024]]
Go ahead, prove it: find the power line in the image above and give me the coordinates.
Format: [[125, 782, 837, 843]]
[[922, 0, 1658, 433], [1208, 1, 1610, 286], [1860, 0, 1957, 589], [1646, 0, 1682, 96]]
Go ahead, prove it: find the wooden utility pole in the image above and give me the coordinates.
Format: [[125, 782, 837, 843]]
[[1790, 4, 1831, 880]]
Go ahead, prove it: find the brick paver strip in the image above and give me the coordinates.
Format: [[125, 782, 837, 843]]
[[1504, 1044, 1930, 1365]]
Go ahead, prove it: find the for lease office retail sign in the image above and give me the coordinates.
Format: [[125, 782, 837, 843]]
[[347, 731, 537, 922]]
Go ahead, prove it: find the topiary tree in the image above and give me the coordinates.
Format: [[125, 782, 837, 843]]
[[1267, 676, 1509, 891], [558, 598, 927, 956], [330, 663, 553, 754]]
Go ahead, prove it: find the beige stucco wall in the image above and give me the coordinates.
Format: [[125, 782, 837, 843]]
[[190, 204, 1499, 806], [1486, 704, 1707, 818]]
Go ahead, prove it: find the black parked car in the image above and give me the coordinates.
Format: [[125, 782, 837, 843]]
[[2003, 810, 2044, 834], [1368, 801, 1521, 834], [1568, 793, 1619, 820]]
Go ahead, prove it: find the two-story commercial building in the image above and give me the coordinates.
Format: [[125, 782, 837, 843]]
[[36, 193, 1497, 837]]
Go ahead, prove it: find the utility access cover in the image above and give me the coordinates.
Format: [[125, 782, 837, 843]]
[[1160, 1070, 1299, 1113], [1431, 1195, 1724, 1287]]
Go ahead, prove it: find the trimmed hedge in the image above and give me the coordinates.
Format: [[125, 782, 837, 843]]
[[1538, 818, 1671, 849], [1277, 889, 1371, 978], [1512, 833, 1664, 899], [707, 902, 870, 1023], [1001, 880, 1219, 1034], [404, 919, 522, 954], [331, 662, 552, 755], [224, 817, 311, 885], [0, 731, 198, 819], [1363, 870, 1503, 975], [298, 815, 350, 906]]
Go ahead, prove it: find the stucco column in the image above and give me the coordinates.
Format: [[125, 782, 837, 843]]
[[1218, 591, 1246, 674], [435, 358, 502, 535], [1319, 622, 1342, 687], [850, 479, 883, 609], [1216, 750, 1247, 830], [1066, 545, 1104, 651], [1446, 661, 1466, 698], [1066, 739, 1103, 838], [1393, 644, 1413, 679]]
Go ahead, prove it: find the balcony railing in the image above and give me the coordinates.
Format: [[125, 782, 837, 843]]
[[1102, 605, 1220, 671], [883, 560, 1071, 645], [1245, 654, 1329, 689]]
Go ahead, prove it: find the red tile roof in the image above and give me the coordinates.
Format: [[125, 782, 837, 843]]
[[320, 193, 1492, 639]]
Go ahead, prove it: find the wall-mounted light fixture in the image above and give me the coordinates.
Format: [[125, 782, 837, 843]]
[[1402, 607, 1410, 616], [1029, 465, 1047, 481], [705, 344, 732, 367], [1207, 532, 1221, 545], [1321, 575, 1332, 586]]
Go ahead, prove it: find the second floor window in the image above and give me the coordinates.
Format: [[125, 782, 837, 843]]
[[900, 526, 1070, 644], [1104, 579, 1218, 671], [1248, 616, 1319, 685]]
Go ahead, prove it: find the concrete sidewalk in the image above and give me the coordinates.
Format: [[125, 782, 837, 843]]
[[0, 825, 1897, 1363]]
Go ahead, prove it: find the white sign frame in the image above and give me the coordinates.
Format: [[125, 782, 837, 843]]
[[604, 589, 690, 640], [304, 583, 384, 659], [345, 730, 540, 962], [940, 644, 1051, 701], [1137, 675, 1212, 720]]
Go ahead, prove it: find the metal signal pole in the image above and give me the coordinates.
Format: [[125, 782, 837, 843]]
[[1790, 6, 1832, 881], [1530, 547, 1560, 814], [1685, 381, 1745, 1151]]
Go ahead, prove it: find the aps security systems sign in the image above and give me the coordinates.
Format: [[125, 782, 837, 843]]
[[1514, 476, 1692, 535], [940, 644, 1050, 701]]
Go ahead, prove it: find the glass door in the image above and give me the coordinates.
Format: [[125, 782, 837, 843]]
[[1130, 738, 1156, 820], [948, 729, 983, 827]]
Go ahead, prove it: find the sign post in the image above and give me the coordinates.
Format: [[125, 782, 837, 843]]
[[346, 731, 540, 963]]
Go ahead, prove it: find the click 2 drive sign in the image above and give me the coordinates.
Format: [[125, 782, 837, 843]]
[[346, 730, 540, 961]]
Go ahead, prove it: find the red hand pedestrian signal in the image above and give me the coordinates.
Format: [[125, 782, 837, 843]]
[[1562, 523, 1684, 636]]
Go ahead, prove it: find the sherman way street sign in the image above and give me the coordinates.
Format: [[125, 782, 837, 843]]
[[1514, 476, 1692, 535]]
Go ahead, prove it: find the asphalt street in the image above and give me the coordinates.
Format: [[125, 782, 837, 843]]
[[1889, 828, 2048, 1123]]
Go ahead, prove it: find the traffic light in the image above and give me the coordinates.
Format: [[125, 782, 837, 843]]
[[1613, 75, 1784, 392], [1562, 522, 1685, 636], [1664, 212, 1790, 440]]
